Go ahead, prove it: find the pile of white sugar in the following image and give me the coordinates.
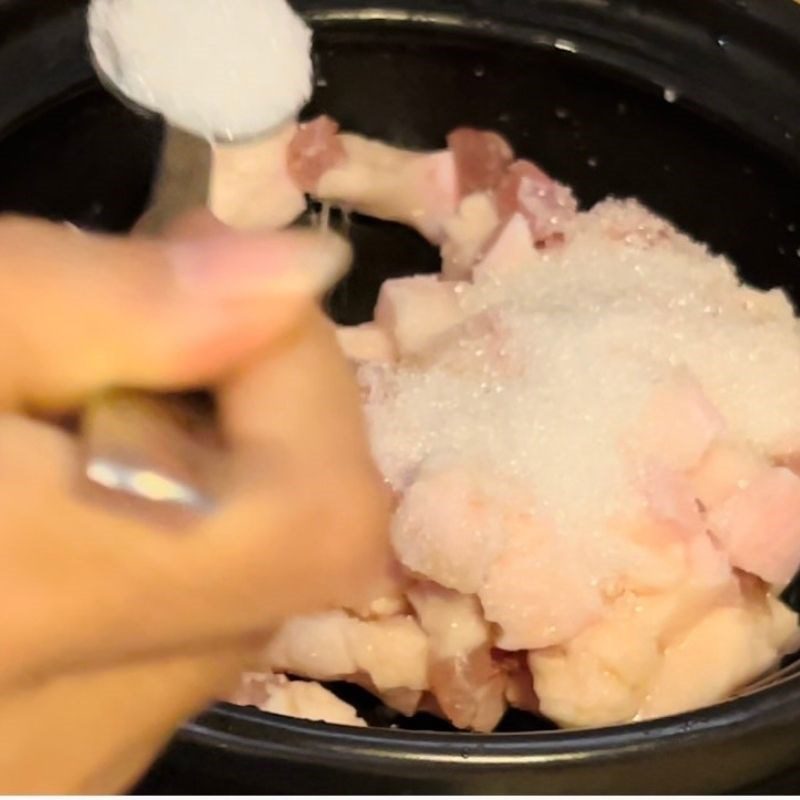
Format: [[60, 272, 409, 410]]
[[88, 0, 313, 141], [363, 199, 800, 544]]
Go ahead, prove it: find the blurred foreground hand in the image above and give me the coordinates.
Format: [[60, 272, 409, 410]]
[[0, 214, 390, 793]]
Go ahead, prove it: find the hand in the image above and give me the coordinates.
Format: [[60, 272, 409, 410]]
[[0, 215, 390, 793]]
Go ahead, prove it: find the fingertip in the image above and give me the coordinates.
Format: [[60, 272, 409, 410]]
[[167, 228, 351, 303]]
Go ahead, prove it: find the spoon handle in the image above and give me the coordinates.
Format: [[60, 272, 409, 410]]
[[82, 129, 218, 515], [134, 125, 213, 236]]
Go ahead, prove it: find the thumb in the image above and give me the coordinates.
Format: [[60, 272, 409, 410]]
[[0, 216, 349, 411]]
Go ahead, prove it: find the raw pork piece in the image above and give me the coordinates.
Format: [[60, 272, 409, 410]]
[[441, 193, 501, 280], [447, 128, 514, 198], [287, 115, 347, 191], [529, 577, 798, 728], [707, 467, 800, 587], [390, 464, 510, 594], [471, 213, 537, 282], [336, 323, 396, 365], [494, 159, 578, 242], [210, 120, 306, 229], [632, 371, 726, 474], [288, 118, 458, 242], [263, 610, 430, 694], [690, 442, 770, 510], [479, 514, 604, 650], [231, 673, 366, 727], [374, 276, 466, 357], [287, 118, 577, 265], [408, 583, 506, 732]]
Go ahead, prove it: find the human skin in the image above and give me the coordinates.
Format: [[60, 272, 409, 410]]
[[0, 214, 390, 793]]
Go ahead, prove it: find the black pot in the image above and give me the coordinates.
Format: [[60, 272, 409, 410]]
[[1, 0, 800, 793]]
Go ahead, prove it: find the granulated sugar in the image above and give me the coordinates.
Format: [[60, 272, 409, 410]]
[[88, 0, 313, 141], [362, 199, 800, 547]]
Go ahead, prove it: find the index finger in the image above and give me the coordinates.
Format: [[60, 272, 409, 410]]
[[0, 216, 349, 411]]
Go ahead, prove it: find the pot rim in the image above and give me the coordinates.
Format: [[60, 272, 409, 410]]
[[179, 672, 800, 771]]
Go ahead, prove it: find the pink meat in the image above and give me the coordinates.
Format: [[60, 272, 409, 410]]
[[264, 610, 430, 693], [499, 651, 539, 714], [374, 275, 466, 357], [472, 212, 537, 281], [288, 116, 459, 241], [494, 160, 578, 243], [336, 323, 396, 365], [406, 583, 505, 730], [612, 516, 689, 592], [313, 133, 459, 243], [690, 442, 769, 510], [231, 674, 366, 727], [287, 115, 347, 192], [381, 688, 425, 716], [346, 558, 410, 620], [479, 514, 603, 650], [639, 462, 706, 541], [634, 373, 726, 473], [447, 128, 515, 198], [391, 466, 508, 594], [407, 583, 490, 657], [708, 466, 800, 587], [230, 671, 276, 709], [640, 597, 799, 721], [428, 646, 507, 732], [440, 192, 501, 281]]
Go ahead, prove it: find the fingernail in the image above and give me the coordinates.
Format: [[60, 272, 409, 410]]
[[168, 230, 351, 301]]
